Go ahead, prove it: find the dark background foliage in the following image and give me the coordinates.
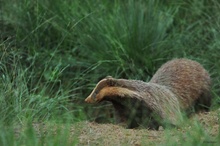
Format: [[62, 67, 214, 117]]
[[1, 0, 220, 123]]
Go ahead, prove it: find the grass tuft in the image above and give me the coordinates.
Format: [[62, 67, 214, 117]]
[[1, 0, 220, 145]]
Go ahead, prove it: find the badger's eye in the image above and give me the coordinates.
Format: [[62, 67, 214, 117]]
[[92, 91, 98, 99], [94, 91, 98, 96]]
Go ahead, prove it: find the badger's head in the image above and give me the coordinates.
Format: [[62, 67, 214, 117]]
[[85, 76, 115, 103]]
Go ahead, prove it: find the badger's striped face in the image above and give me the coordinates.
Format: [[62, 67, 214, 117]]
[[92, 90, 98, 99], [85, 77, 114, 103]]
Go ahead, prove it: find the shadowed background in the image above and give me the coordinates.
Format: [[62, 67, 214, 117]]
[[1, 0, 220, 126]]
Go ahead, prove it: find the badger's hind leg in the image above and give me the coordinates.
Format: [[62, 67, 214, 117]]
[[194, 90, 212, 112]]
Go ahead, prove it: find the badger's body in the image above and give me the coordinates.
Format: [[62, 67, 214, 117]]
[[85, 59, 212, 129]]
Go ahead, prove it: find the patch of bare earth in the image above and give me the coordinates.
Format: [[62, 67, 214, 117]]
[[13, 110, 220, 145], [190, 110, 219, 136], [78, 110, 220, 145], [80, 122, 164, 145]]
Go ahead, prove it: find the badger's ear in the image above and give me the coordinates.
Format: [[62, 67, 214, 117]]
[[105, 76, 115, 86], [105, 76, 113, 79]]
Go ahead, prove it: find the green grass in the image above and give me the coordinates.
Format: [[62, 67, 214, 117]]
[[0, 122, 82, 146], [1, 0, 220, 145]]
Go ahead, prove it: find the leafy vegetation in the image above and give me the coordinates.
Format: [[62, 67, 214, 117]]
[[1, 0, 220, 145]]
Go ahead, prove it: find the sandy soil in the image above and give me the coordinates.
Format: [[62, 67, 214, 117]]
[[13, 110, 220, 146], [78, 110, 219, 145]]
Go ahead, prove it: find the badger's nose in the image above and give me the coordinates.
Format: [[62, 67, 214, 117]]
[[85, 97, 89, 102], [85, 96, 93, 103]]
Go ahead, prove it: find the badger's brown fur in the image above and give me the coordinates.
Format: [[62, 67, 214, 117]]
[[85, 58, 211, 129], [150, 59, 211, 111]]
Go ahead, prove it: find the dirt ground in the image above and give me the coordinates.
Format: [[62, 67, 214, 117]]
[[13, 110, 220, 146], [77, 110, 219, 145]]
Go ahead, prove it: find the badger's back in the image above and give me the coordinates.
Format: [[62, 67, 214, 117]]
[[150, 58, 211, 110]]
